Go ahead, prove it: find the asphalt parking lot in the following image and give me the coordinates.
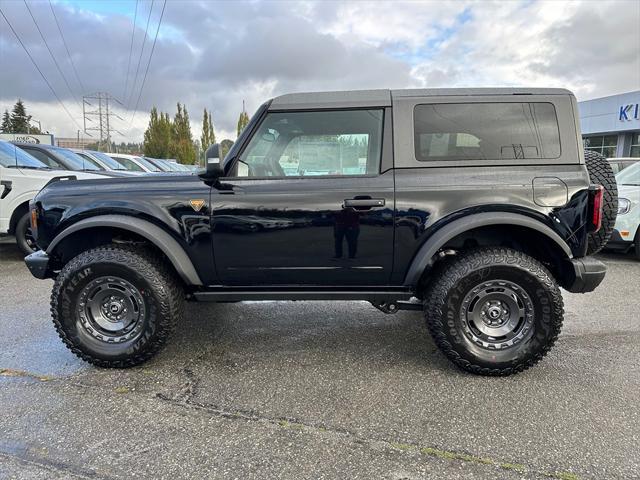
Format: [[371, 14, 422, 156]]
[[1, 240, 638, 480]]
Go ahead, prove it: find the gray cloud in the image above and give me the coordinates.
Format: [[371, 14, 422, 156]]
[[1, 0, 638, 141]]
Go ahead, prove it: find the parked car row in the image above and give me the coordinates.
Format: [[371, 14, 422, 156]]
[[0, 139, 198, 254]]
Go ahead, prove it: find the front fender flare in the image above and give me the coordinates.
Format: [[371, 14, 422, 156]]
[[403, 212, 573, 287], [47, 214, 203, 286]]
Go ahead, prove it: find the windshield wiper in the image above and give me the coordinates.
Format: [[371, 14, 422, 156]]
[[620, 183, 640, 186]]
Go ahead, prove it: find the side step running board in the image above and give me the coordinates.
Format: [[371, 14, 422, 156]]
[[193, 288, 413, 302]]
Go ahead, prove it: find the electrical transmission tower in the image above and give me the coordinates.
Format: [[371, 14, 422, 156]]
[[82, 92, 125, 152]]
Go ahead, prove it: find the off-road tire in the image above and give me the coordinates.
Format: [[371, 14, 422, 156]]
[[15, 211, 36, 255], [584, 150, 618, 254], [424, 247, 564, 376], [51, 244, 184, 368]]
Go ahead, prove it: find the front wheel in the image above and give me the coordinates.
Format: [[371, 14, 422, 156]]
[[15, 211, 37, 255], [51, 244, 184, 368], [424, 247, 564, 376]]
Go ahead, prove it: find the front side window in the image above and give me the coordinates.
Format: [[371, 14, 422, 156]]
[[414, 102, 561, 161], [233, 109, 383, 178]]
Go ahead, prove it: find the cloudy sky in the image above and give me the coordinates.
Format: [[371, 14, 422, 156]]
[[1, 0, 639, 143]]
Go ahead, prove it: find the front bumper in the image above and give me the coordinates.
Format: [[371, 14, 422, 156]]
[[563, 256, 607, 293], [605, 229, 634, 252], [25, 250, 50, 279]]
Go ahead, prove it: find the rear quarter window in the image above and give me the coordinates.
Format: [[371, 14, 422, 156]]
[[414, 102, 561, 161]]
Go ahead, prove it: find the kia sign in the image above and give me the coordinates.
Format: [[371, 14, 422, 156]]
[[619, 103, 639, 122], [0, 133, 54, 145]]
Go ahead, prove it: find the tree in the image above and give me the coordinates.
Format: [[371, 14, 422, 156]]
[[201, 109, 209, 150], [208, 112, 215, 144], [220, 139, 234, 160], [200, 109, 217, 163], [1, 110, 11, 133], [10, 99, 40, 133], [143, 107, 174, 158], [170, 103, 196, 165], [237, 108, 249, 138]]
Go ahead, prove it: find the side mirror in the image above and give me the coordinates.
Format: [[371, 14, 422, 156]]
[[204, 143, 224, 178]]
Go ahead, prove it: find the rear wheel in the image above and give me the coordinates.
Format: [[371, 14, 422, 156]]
[[51, 244, 184, 368], [423, 247, 564, 376], [15, 211, 37, 255], [584, 150, 618, 254]]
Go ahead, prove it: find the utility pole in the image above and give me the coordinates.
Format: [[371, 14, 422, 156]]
[[83, 92, 125, 152]]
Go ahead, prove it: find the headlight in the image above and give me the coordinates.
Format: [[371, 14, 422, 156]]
[[617, 198, 631, 215]]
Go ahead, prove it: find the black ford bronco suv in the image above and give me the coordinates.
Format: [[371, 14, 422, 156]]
[[25, 88, 617, 376]]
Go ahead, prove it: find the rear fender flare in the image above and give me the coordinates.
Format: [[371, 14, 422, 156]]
[[403, 212, 573, 287]]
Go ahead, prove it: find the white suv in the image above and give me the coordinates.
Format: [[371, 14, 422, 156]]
[[0, 140, 104, 254], [608, 161, 640, 259]]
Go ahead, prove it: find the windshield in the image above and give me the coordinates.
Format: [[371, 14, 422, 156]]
[[53, 147, 101, 171], [76, 152, 105, 170], [0, 141, 49, 169], [89, 150, 127, 170], [615, 161, 640, 186], [134, 156, 161, 172], [144, 157, 171, 171]]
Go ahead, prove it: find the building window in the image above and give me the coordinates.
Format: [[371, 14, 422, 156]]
[[631, 133, 640, 157], [583, 135, 618, 158]]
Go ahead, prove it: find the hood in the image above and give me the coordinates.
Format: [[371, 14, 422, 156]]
[[16, 168, 105, 182], [35, 172, 199, 199]]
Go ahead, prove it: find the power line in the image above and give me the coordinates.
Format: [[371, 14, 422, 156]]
[[130, 0, 166, 126], [0, 7, 83, 131], [123, 0, 139, 102], [127, 0, 154, 108], [23, 0, 82, 110], [48, 0, 85, 95]]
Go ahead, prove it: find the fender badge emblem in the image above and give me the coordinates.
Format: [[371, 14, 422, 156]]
[[189, 199, 205, 212]]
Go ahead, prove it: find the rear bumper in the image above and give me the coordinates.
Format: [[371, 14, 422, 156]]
[[24, 250, 50, 279], [564, 256, 607, 293]]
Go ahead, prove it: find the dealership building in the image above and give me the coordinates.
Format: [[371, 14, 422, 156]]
[[578, 90, 640, 158]]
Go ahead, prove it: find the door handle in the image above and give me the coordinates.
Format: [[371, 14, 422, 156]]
[[343, 198, 385, 210]]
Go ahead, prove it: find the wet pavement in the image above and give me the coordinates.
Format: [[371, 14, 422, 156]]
[[1, 239, 639, 479]]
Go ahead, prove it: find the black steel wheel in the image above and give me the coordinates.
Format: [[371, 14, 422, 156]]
[[51, 244, 184, 368], [424, 247, 564, 376], [15, 211, 37, 255]]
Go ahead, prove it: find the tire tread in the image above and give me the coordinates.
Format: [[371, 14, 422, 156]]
[[50, 244, 184, 368], [423, 247, 564, 376]]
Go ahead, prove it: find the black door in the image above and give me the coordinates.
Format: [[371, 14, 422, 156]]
[[211, 109, 394, 286]]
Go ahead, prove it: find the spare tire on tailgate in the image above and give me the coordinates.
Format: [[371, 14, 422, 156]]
[[584, 150, 618, 255]]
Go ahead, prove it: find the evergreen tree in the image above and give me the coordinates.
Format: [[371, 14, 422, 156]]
[[1, 110, 11, 133], [10, 99, 32, 133], [200, 109, 217, 160], [143, 107, 173, 158], [201, 108, 210, 150], [208, 111, 215, 145], [237, 108, 249, 138], [170, 103, 196, 165], [220, 139, 234, 160]]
